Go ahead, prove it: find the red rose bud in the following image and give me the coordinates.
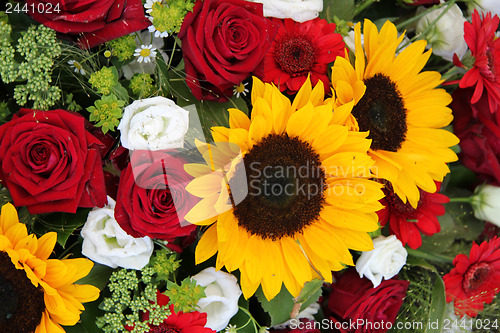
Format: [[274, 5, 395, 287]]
[[0, 109, 107, 214], [178, 0, 279, 102], [114, 150, 197, 248], [26, 0, 150, 48], [327, 268, 409, 333]]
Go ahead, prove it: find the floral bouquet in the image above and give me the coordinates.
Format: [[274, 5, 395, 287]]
[[0, 0, 499, 332]]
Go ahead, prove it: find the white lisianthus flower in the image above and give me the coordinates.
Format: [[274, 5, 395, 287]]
[[246, 0, 323, 23], [81, 197, 154, 270], [118, 96, 189, 150], [356, 235, 408, 288], [471, 185, 500, 227], [416, 4, 467, 62], [191, 267, 242, 332], [469, 0, 500, 17]]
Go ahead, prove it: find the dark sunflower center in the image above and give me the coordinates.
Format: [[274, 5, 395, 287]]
[[149, 324, 180, 333], [274, 34, 317, 77], [230, 134, 326, 240], [0, 251, 45, 333], [352, 74, 407, 152], [463, 262, 492, 293]]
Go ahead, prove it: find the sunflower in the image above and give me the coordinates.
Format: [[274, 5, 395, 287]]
[[0, 203, 100, 333], [184, 77, 384, 300], [331, 19, 459, 207]]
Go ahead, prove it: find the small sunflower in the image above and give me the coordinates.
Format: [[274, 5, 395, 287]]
[[331, 19, 459, 207], [0, 203, 100, 333], [184, 77, 384, 300]]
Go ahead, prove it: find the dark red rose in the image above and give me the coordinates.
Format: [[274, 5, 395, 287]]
[[0, 109, 107, 214], [452, 88, 500, 185], [26, 0, 150, 48], [327, 269, 409, 333], [114, 150, 197, 247], [178, 0, 278, 102]]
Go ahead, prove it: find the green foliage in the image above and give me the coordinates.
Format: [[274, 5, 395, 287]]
[[107, 34, 137, 61], [149, 248, 181, 282], [0, 100, 10, 123], [130, 73, 156, 98], [32, 209, 92, 247], [87, 94, 125, 134], [256, 285, 295, 326], [321, 0, 356, 22], [89, 66, 119, 96], [150, 0, 195, 35], [391, 265, 436, 333], [64, 93, 83, 112], [427, 275, 446, 333], [0, 23, 62, 110], [164, 277, 206, 313], [97, 267, 172, 333]]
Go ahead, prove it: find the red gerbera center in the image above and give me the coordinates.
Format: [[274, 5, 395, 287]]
[[149, 324, 180, 333], [273, 33, 317, 77], [384, 186, 421, 221], [463, 262, 492, 294]]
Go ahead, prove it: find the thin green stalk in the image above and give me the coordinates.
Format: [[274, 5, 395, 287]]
[[407, 248, 455, 263], [354, 0, 377, 17], [448, 197, 474, 204]]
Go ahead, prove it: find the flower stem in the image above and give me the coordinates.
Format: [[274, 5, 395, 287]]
[[406, 248, 455, 263], [448, 197, 474, 204], [354, 0, 377, 17]]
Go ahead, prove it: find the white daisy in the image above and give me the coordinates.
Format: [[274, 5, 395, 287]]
[[148, 24, 169, 38], [144, 0, 161, 14], [67, 60, 85, 75], [233, 82, 249, 98], [134, 44, 157, 63]]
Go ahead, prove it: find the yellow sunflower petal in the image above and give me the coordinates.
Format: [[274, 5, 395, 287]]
[[195, 225, 218, 265]]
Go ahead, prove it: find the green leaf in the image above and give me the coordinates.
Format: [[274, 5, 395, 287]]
[[296, 279, 323, 312], [425, 275, 446, 333], [228, 298, 259, 333], [405, 256, 438, 273], [321, 0, 355, 21], [256, 285, 294, 326], [32, 209, 91, 247], [75, 263, 115, 290]]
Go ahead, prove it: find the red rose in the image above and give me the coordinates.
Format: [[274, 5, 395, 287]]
[[452, 88, 500, 185], [0, 109, 107, 214], [327, 269, 409, 333], [178, 0, 278, 102], [26, 0, 150, 48], [114, 150, 197, 246]]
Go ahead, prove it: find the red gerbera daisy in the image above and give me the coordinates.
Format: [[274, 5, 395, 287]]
[[263, 18, 345, 94], [443, 237, 500, 318], [458, 10, 500, 112], [378, 182, 449, 249]]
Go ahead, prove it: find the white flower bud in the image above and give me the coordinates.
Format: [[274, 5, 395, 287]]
[[81, 197, 154, 270], [416, 4, 468, 62], [471, 185, 500, 227], [356, 235, 408, 288]]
